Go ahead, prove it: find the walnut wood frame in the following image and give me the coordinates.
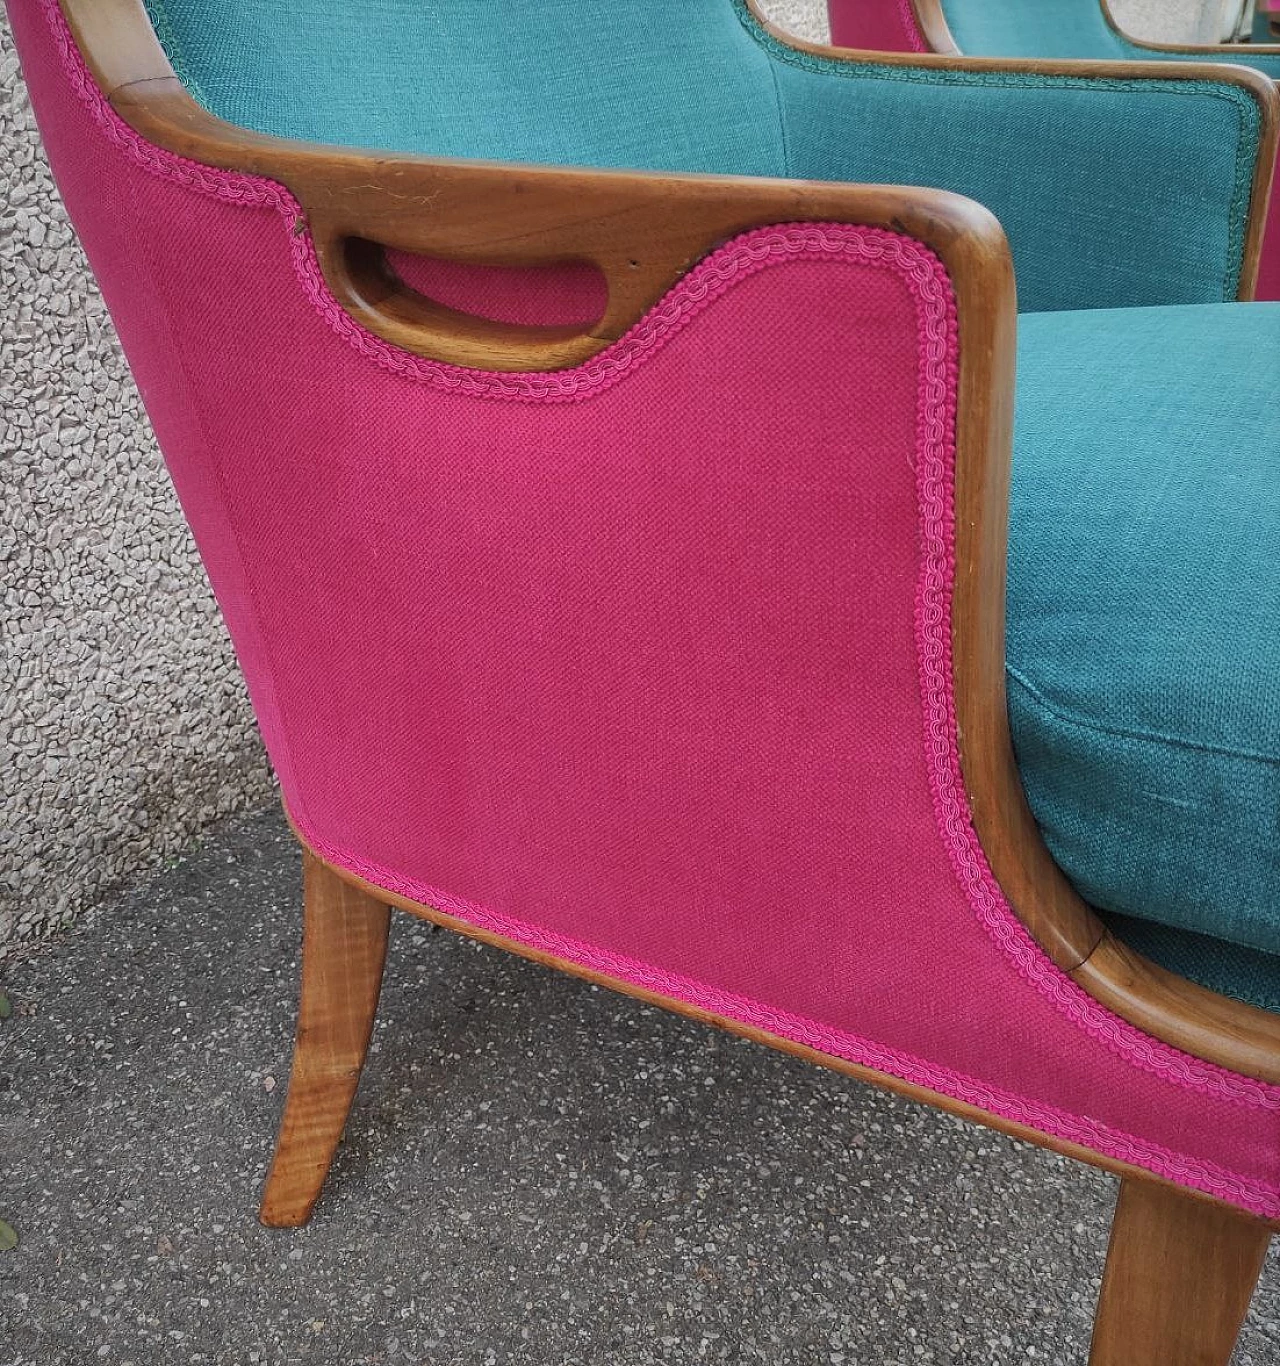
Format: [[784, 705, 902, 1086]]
[[791, 6, 1279, 300], [900, 0, 966, 53], [49, 0, 1279, 1353], [278, 845, 1275, 1363]]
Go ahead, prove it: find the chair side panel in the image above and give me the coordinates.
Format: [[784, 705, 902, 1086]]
[[760, 42, 1261, 311], [11, 0, 1279, 1219]]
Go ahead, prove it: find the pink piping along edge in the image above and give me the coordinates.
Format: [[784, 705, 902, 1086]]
[[276, 237, 1280, 1213], [897, 0, 929, 51], [41, 0, 1280, 1189], [42, 0, 1280, 1111], [43, 0, 901, 407]]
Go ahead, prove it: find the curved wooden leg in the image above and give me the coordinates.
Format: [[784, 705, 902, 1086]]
[[1089, 1178, 1271, 1366], [259, 850, 391, 1227]]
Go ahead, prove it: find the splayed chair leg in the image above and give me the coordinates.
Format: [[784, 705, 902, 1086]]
[[259, 850, 391, 1227], [1088, 1177, 1271, 1366]]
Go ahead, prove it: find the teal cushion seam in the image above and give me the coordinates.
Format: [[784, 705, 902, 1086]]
[[1007, 665, 1280, 768], [141, 0, 210, 109], [762, 34, 793, 176], [1007, 666, 1280, 957], [731, 0, 1260, 301]]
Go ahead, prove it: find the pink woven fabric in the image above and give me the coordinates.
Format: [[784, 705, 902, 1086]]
[[828, 0, 928, 51], [11, 0, 1279, 1218], [383, 251, 608, 329], [1257, 191, 1280, 302]]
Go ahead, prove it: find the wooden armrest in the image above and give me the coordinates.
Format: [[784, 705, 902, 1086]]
[[64, 0, 1004, 374]]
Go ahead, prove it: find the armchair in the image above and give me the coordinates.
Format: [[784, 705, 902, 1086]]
[[8, 0, 1280, 1360], [826, 0, 1280, 296]]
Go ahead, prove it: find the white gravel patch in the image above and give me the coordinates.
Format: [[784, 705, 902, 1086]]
[[1, 15, 274, 958], [758, 0, 829, 40]]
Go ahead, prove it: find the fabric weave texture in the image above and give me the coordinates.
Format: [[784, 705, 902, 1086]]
[[1106, 914, 1280, 1014], [1009, 303, 1280, 970], [826, 0, 1280, 299]]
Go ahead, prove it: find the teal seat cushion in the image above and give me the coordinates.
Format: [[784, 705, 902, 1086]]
[[940, 0, 1280, 76], [1009, 302, 1280, 997], [1103, 914, 1280, 1013], [139, 0, 1265, 313]]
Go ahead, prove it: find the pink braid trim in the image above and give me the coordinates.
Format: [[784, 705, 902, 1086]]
[[898, 0, 929, 51], [41, 0, 919, 406], [291, 815, 1280, 1217], [42, 0, 1280, 1215]]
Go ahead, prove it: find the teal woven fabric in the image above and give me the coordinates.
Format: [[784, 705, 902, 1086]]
[[1010, 303, 1280, 981], [747, 26, 1258, 313], [143, 1, 783, 175], [940, 0, 1280, 76], [138, 0, 1264, 312]]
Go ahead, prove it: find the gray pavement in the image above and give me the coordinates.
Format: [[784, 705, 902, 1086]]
[[2, 805, 1278, 1365]]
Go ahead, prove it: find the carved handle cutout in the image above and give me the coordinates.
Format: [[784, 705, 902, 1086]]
[[383, 248, 607, 330], [323, 237, 611, 371]]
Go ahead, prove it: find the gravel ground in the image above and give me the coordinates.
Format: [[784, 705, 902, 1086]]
[[0, 11, 274, 958], [1, 805, 1278, 1366]]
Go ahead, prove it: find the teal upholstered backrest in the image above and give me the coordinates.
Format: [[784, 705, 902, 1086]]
[[141, 0, 1266, 312], [143, 0, 784, 175], [752, 29, 1260, 312], [938, 0, 1280, 75]]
